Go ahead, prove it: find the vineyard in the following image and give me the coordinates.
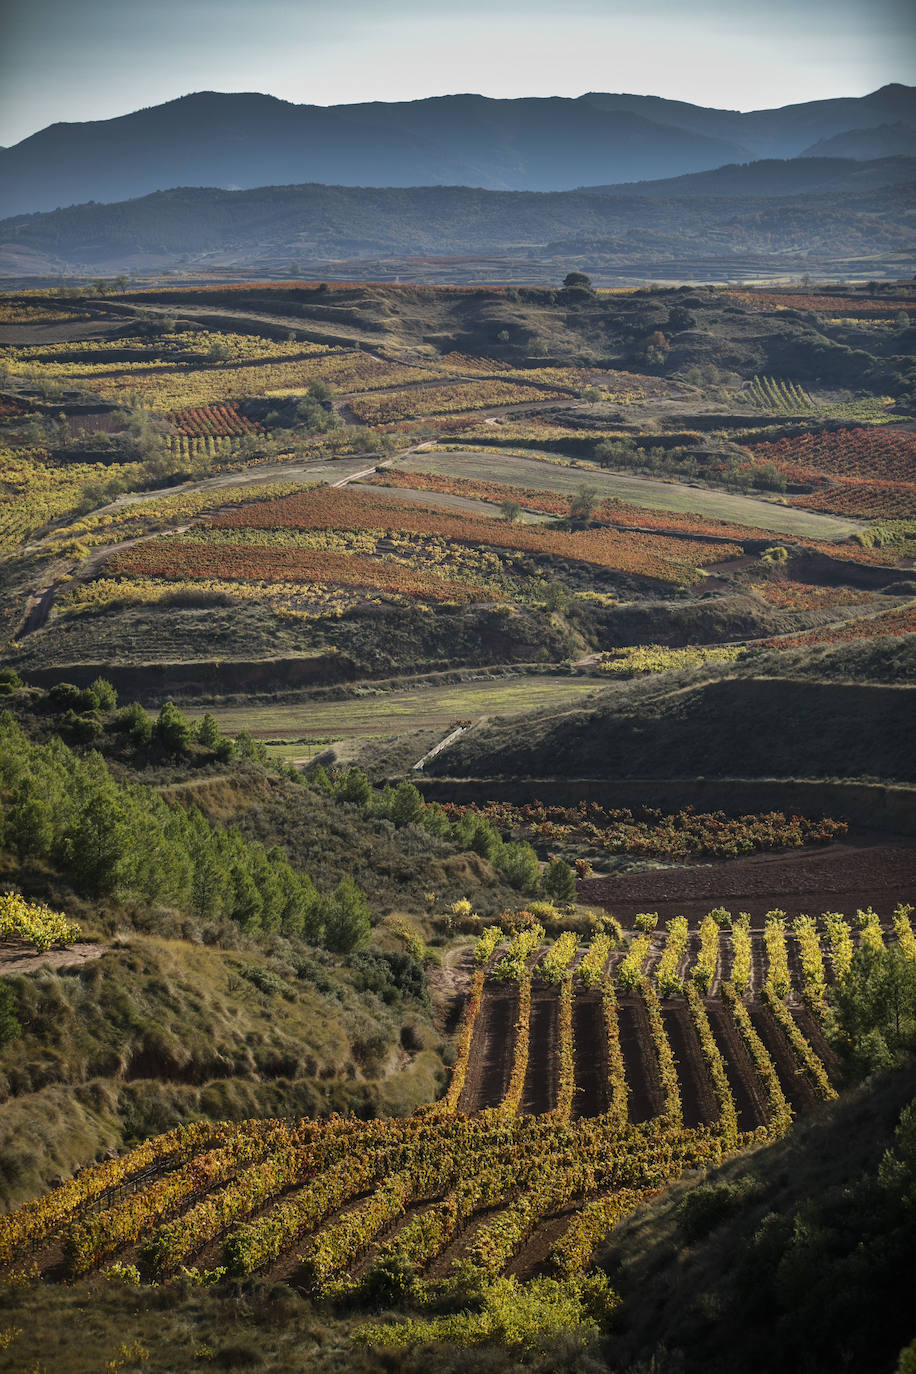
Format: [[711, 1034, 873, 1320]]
[[439, 801, 848, 863], [726, 292, 909, 318], [169, 403, 265, 438], [4, 905, 909, 1344], [764, 602, 916, 649], [205, 486, 742, 586], [746, 375, 814, 414], [345, 379, 567, 424]]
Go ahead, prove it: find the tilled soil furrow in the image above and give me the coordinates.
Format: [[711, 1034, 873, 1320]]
[[572, 993, 608, 1119], [458, 985, 517, 1112], [785, 933, 805, 995], [617, 996, 665, 1123], [662, 1002, 718, 1128], [521, 989, 559, 1115], [748, 1005, 818, 1112], [706, 1001, 769, 1131], [505, 1202, 580, 1281], [790, 1005, 841, 1078], [749, 933, 767, 997]]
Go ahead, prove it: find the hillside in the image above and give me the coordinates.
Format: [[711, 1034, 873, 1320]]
[[803, 121, 916, 160], [423, 672, 916, 784], [1, 270, 915, 1371], [2, 84, 914, 219], [599, 1059, 916, 1374], [580, 154, 916, 198], [1, 179, 913, 280]]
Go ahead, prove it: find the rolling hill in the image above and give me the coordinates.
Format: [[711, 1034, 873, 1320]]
[[0, 178, 912, 279]]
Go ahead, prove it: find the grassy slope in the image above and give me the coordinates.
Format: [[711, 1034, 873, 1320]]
[[0, 932, 442, 1211], [399, 450, 864, 538], [0, 699, 526, 1209], [188, 676, 606, 746]]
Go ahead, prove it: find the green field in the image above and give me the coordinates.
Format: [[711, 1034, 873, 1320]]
[[191, 674, 605, 756], [397, 449, 865, 538]]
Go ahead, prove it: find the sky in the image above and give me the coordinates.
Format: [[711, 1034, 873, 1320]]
[[1, 0, 914, 146]]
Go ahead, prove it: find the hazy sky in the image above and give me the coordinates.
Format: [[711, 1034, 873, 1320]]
[[1, 0, 914, 146]]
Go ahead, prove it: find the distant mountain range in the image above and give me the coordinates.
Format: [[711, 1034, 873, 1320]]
[[580, 154, 916, 198], [1, 84, 914, 218], [1, 176, 912, 280]]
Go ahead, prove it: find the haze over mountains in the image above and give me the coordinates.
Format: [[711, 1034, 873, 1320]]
[[1, 84, 915, 219]]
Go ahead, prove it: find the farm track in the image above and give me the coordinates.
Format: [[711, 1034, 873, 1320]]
[[458, 984, 516, 1112], [521, 989, 559, 1116], [617, 997, 665, 1123], [662, 1003, 718, 1128]]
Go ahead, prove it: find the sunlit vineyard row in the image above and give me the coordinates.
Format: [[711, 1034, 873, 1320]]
[[746, 375, 814, 414]]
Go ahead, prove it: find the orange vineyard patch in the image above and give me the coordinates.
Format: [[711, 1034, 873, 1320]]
[[170, 403, 265, 438], [208, 486, 741, 585], [107, 542, 499, 603]]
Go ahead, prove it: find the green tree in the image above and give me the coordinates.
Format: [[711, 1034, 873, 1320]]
[[828, 944, 916, 1072], [197, 712, 222, 750], [543, 857, 576, 903], [154, 702, 192, 757], [64, 793, 129, 896], [500, 499, 522, 523], [569, 484, 599, 522], [89, 676, 118, 711], [499, 841, 542, 893], [389, 781, 423, 827], [563, 272, 593, 290], [235, 731, 268, 764], [323, 877, 371, 953], [117, 701, 152, 747], [7, 794, 54, 862], [336, 767, 372, 807]]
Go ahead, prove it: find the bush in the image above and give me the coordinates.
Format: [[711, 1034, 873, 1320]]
[[678, 1180, 757, 1242], [0, 981, 21, 1047]]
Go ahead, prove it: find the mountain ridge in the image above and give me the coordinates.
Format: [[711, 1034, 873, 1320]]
[[1, 175, 911, 279], [2, 84, 914, 218]]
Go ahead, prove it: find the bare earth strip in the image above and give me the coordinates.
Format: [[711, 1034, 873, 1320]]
[[581, 840, 916, 925]]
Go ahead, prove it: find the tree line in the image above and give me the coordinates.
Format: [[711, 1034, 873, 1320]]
[[0, 713, 370, 953]]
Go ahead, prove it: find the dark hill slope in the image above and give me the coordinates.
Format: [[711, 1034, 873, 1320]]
[[580, 154, 916, 197], [1, 84, 914, 217], [0, 179, 912, 275], [803, 120, 916, 160], [425, 676, 916, 783], [600, 1059, 916, 1374], [581, 82, 916, 157]]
